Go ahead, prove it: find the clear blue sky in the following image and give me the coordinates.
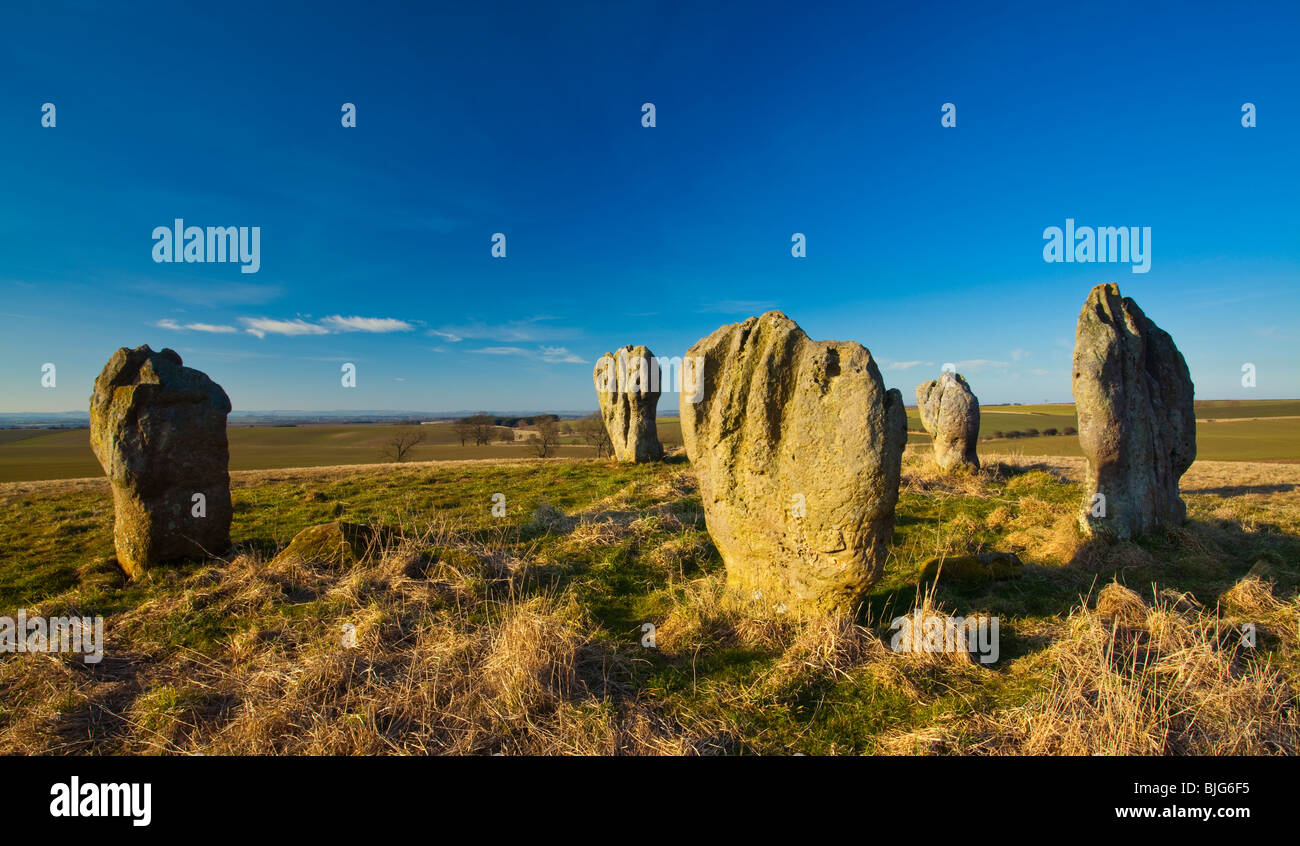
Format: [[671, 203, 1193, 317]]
[[3, 0, 1297, 413]]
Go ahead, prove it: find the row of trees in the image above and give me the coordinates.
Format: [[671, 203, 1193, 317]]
[[382, 412, 615, 462], [451, 414, 514, 446], [458, 412, 612, 458], [987, 426, 1076, 440]]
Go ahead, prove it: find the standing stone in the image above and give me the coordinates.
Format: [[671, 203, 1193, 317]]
[[90, 345, 233, 577], [680, 311, 907, 614], [915, 371, 980, 471], [1072, 283, 1195, 540], [593, 345, 664, 462]]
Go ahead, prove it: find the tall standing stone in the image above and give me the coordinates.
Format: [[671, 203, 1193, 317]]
[[680, 311, 907, 614], [90, 345, 233, 577], [916, 371, 980, 471], [1072, 283, 1196, 540], [593, 345, 664, 462]]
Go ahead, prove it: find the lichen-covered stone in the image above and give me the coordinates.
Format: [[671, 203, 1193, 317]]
[[680, 311, 907, 614], [916, 371, 980, 471], [593, 345, 664, 462], [1072, 283, 1196, 540], [269, 522, 390, 570], [89, 345, 232, 578]]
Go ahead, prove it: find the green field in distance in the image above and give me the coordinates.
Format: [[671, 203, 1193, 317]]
[[1, 402, 1296, 483], [0, 420, 688, 483]]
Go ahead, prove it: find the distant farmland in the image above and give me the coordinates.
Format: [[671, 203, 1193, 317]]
[[1, 402, 1296, 483], [0, 420, 685, 483], [907, 400, 1300, 462]]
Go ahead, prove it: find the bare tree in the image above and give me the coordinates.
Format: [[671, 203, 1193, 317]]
[[452, 419, 474, 446], [576, 413, 613, 458], [382, 427, 427, 462], [496, 426, 515, 443], [532, 414, 561, 457], [467, 413, 496, 445]]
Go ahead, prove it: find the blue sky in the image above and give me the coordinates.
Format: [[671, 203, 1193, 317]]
[[3, 0, 1298, 413]]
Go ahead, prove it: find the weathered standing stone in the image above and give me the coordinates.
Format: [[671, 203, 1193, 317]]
[[915, 371, 980, 471], [90, 345, 232, 577], [1072, 283, 1196, 540], [269, 522, 390, 570], [594, 345, 664, 462], [680, 311, 908, 614]]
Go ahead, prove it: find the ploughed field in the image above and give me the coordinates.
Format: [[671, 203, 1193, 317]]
[[2, 400, 1298, 483], [1, 451, 1297, 754]]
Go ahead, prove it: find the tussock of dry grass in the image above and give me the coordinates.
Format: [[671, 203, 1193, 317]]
[[885, 577, 1300, 756], [758, 614, 888, 696], [653, 576, 795, 655]]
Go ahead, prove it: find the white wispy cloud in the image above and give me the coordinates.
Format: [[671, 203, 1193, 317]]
[[427, 315, 576, 343], [241, 317, 331, 339], [156, 319, 239, 334], [880, 359, 928, 370], [466, 345, 587, 364], [540, 345, 586, 364], [320, 315, 414, 333], [236, 315, 413, 338], [467, 346, 531, 356]]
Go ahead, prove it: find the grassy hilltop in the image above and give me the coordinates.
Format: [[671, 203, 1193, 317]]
[[2, 399, 1298, 484], [1, 449, 1297, 755]]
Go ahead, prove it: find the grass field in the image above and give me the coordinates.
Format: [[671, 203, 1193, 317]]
[[913, 404, 1078, 436], [0, 420, 686, 483], [976, 418, 1300, 462], [909, 399, 1300, 463], [2, 402, 1296, 483], [2, 451, 1297, 755]]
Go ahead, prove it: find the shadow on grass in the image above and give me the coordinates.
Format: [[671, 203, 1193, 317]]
[[857, 510, 1300, 668], [983, 458, 1078, 484], [1184, 483, 1297, 497]]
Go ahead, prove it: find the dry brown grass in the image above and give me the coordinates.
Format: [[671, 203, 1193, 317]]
[[5, 452, 1298, 756], [0, 523, 698, 755], [653, 576, 795, 655], [880, 577, 1300, 756], [8, 553, 1296, 756], [901, 452, 1087, 565]]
